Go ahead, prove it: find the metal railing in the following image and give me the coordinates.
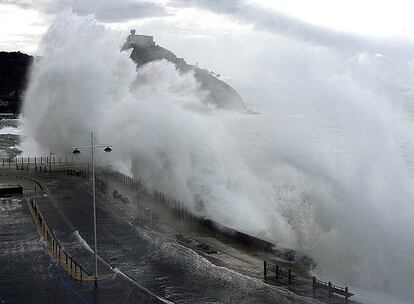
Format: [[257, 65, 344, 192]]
[[27, 197, 93, 281], [312, 276, 353, 303], [1, 156, 80, 172], [108, 170, 198, 225], [263, 261, 296, 284]]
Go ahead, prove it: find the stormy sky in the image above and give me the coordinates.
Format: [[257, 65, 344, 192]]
[[1, 0, 414, 60]]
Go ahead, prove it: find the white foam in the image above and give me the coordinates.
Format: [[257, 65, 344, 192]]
[[74, 230, 93, 253], [0, 126, 22, 135]]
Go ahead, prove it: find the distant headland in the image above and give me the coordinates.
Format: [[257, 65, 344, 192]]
[[0, 51, 33, 116], [0, 30, 247, 116], [123, 29, 246, 111]]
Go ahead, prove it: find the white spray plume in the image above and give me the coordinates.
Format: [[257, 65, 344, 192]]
[[22, 10, 414, 303]]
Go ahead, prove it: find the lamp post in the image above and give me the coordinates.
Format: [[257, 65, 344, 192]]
[[72, 132, 112, 289]]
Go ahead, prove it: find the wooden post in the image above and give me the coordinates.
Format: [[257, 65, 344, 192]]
[[288, 269, 292, 284], [263, 261, 267, 278], [312, 277, 316, 293], [345, 287, 349, 304], [328, 282, 332, 301], [276, 265, 279, 280]]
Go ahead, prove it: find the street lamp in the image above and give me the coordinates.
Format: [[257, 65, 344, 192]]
[[72, 132, 112, 289]]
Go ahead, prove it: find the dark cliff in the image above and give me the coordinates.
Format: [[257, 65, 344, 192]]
[[0, 51, 33, 114], [130, 44, 246, 111]]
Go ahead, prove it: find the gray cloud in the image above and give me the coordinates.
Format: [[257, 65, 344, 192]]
[[4, 0, 168, 22], [4, 0, 414, 59], [170, 0, 414, 60]]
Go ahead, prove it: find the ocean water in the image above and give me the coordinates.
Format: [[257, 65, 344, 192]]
[[0, 119, 22, 158]]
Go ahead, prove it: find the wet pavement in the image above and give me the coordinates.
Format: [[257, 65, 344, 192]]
[[0, 194, 85, 303], [30, 169, 321, 304], [0, 166, 353, 303], [0, 173, 163, 304]]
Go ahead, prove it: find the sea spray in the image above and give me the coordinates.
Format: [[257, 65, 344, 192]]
[[21, 10, 414, 303]]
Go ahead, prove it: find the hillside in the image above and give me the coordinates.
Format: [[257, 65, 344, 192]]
[[129, 41, 246, 111], [0, 51, 33, 114]]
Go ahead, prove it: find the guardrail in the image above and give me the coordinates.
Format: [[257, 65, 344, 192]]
[[66, 168, 88, 178], [263, 261, 296, 284], [108, 170, 198, 225], [27, 197, 93, 281], [66, 169, 108, 194], [1, 156, 81, 172], [312, 276, 353, 303], [95, 176, 108, 195], [264, 261, 353, 303], [3, 156, 76, 166]]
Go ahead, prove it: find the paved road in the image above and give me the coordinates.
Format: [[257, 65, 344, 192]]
[[0, 173, 163, 304], [26, 169, 322, 304], [1, 167, 350, 303], [0, 192, 86, 303]]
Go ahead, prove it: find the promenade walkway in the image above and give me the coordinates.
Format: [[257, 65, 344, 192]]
[[0, 177, 87, 303], [0, 172, 163, 304], [0, 163, 355, 304]]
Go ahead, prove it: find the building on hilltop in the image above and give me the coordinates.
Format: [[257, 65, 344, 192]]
[[121, 29, 155, 51], [122, 30, 247, 111]]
